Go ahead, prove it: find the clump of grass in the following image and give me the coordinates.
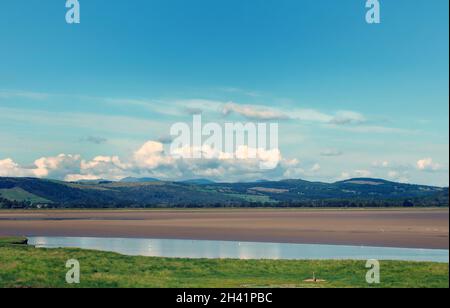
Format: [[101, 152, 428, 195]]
[[0, 238, 448, 288]]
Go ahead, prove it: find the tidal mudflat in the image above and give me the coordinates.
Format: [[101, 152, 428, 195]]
[[0, 209, 448, 249]]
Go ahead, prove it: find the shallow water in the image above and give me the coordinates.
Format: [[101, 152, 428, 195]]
[[27, 237, 449, 263]]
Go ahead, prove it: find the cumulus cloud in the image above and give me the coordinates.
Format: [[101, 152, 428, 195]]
[[131, 141, 287, 181], [417, 158, 442, 172], [65, 155, 130, 182], [337, 172, 351, 181], [337, 170, 372, 181], [0, 159, 32, 177], [33, 154, 79, 178], [371, 161, 413, 183], [387, 171, 399, 178], [134, 141, 174, 169], [281, 161, 323, 179], [283, 167, 306, 179], [311, 163, 321, 172], [83, 155, 128, 172], [0, 154, 81, 179], [372, 161, 390, 168], [170, 144, 283, 174], [387, 170, 410, 183], [354, 170, 372, 178], [65, 174, 102, 182], [0, 140, 308, 182]]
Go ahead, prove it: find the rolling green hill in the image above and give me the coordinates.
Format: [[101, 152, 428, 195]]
[[0, 177, 447, 209]]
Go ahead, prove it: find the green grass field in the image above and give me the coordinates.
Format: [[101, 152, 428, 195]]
[[0, 237, 448, 288], [0, 188, 51, 204]]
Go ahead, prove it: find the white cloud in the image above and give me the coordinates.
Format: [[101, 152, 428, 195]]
[[417, 158, 442, 172], [33, 154, 81, 178], [170, 144, 284, 177], [311, 163, 321, 172], [372, 161, 390, 168], [64, 174, 101, 182], [388, 171, 399, 178], [221, 102, 367, 126], [0, 155, 81, 178], [283, 167, 306, 179], [222, 102, 289, 121], [5, 145, 445, 185], [387, 170, 410, 183], [133, 141, 174, 169], [354, 170, 372, 178], [337, 170, 372, 181], [1, 90, 365, 127], [0, 159, 32, 177], [0, 139, 307, 182], [69, 156, 131, 181], [337, 172, 352, 181], [81, 156, 128, 170]]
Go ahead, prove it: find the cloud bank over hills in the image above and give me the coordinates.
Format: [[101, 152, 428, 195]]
[[0, 93, 448, 186], [0, 137, 447, 187]]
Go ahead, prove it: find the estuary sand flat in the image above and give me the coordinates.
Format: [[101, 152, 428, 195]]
[[0, 209, 448, 249]]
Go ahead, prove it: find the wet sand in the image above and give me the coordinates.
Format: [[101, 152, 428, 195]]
[[0, 209, 448, 249]]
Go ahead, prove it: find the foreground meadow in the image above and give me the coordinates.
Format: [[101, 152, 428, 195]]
[[0, 237, 448, 288]]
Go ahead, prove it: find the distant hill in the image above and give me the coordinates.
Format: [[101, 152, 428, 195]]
[[0, 177, 447, 209], [75, 179, 114, 185], [120, 177, 160, 183], [179, 179, 216, 185]]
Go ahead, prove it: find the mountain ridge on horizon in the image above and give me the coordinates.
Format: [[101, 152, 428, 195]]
[[0, 176, 447, 209], [0, 175, 448, 188]]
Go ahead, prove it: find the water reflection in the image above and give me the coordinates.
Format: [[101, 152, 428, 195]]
[[28, 237, 449, 263]]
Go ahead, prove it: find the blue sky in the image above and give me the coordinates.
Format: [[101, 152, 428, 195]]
[[0, 0, 448, 185]]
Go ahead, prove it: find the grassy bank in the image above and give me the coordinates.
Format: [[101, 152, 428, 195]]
[[0, 237, 448, 288]]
